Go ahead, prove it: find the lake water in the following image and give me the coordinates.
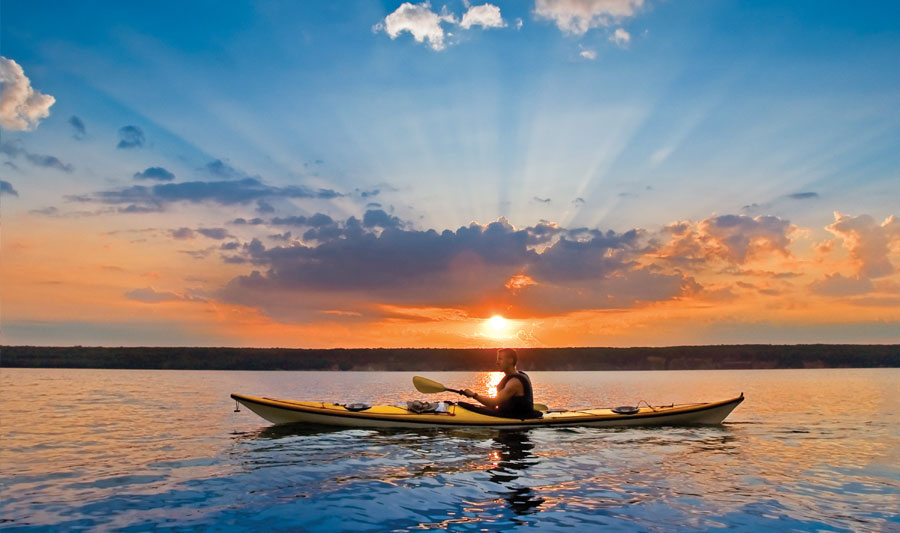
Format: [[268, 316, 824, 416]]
[[1, 368, 898, 531]]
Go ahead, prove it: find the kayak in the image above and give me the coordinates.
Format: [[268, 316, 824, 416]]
[[231, 392, 744, 429]]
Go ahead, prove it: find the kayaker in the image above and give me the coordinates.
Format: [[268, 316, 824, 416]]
[[461, 348, 542, 419]]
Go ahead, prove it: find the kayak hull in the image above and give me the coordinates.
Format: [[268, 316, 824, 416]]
[[231, 393, 744, 429]]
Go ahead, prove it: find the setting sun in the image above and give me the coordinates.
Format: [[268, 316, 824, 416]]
[[488, 315, 507, 332]]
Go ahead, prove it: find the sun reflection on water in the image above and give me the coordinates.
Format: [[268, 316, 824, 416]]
[[479, 371, 504, 398]]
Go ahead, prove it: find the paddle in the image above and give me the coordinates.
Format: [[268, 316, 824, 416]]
[[412, 376, 549, 411]]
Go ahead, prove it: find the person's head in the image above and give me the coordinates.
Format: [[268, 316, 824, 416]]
[[496, 348, 518, 373]]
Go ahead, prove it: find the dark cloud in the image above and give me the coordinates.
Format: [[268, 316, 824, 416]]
[[133, 167, 175, 181], [0, 141, 74, 172], [124, 287, 180, 303], [533, 196, 551, 203], [76, 178, 345, 209], [787, 192, 819, 200], [362, 209, 402, 229], [256, 200, 275, 214], [170, 227, 230, 240], [68, 116, 86, 139], [119, 204, 163, 214], [196, 228, 231, 240], [268, 231, 292, 241], [366, 202, 382, 209], [270, 215, 309, 226], [219, 215, 689, 321], [117, 125, 145, 149], [170, 227, 195, 239], [0, 180, 18, 196], [232, 217, 265, 225], [205, 159, 243, 179], [31, 206, 59, 216], [221, 241, 241, 250], [357, 188, 380, 198]]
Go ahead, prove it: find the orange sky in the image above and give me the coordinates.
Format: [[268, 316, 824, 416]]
[[2, 208, 898, 347]]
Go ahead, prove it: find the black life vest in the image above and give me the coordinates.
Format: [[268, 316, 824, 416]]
[[496, 371, 537, 418]]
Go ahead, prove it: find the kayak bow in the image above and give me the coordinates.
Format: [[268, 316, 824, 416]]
[[231, 393, 744, 429]]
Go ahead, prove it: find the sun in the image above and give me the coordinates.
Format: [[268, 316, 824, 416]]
[[488, 315, 507, 332]]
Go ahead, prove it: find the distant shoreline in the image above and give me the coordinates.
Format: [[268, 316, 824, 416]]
[[2, 344, 898, 371]]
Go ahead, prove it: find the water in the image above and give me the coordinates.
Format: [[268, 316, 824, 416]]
[[1, 368, 898, 531]]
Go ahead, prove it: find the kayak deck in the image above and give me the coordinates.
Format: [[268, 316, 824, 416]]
[[232, 393, 744, 429]]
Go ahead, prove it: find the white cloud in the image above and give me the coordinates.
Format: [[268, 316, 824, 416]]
[[375, 2, 457, 51], [535, 0, 644, 35], [516, 18, 524, 30], [0, 56, 56, 131], [375, 2, 507, 50], [460, 4, 506, 29], [826, 212, 900, 278], [610, 27, 631, 47], [580, 49, 597, 60]]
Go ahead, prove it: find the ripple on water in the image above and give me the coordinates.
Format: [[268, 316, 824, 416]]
[[1, 368, 899, 532]]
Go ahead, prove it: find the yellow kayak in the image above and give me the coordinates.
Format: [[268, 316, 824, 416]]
[[231, 393, 744, 429]]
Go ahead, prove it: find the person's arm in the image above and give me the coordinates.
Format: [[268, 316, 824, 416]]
[[463, 378, 523, 408]]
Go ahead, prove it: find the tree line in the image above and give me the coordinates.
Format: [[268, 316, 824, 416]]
[[1, 344, 898, 370]]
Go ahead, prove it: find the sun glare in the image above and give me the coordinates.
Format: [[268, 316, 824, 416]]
[[488, 315, 507, 331]]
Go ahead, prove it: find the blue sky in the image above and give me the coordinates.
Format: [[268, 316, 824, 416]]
[[1, 1, 899, 347]]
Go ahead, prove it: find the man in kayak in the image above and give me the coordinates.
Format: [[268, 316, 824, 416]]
[[460, 348, 542, 419]]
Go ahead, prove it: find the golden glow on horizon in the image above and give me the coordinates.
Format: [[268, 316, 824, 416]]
[[489, 315, 507, 332]]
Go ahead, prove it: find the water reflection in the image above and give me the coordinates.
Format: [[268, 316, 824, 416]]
[[487, 430, 544, 515]]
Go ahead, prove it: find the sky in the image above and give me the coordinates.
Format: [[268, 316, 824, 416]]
[[1, 0, 899, 348]]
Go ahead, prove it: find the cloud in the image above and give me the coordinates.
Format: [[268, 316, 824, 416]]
[[124, 287, 181, 303], [460, 3, 506, 29], [116, 125, 145, 149], [268, 231, 292, 241], [0, 141, 74, 172], [204, 159, 246, 179], [375, 2, 457, 51], [787, 192, 819, 200], [219, 215, 695, 321], [375, 2, 505, 50], [170, 227, 231, 240], [580, 49, 597, 60], [133, 167, 175, 181], [0, 57, 55, 131], [68, 115, 87, 139], [609, 27, 630, 47], [533, 196, 551, 203], [656, 214, 795, 265], [232, 217, 265, 225], [534, 0, 644, 35], [124, 286, 205, 303], [0, 180, 18, 196], [826, 212, 900, 278], [196, 227, 231, 240], [362, 209, 403, 229], [170, 227, 195, 240], [75, 177, 345, 210], [810, 273, 874, 297], [256, 200, 275, 213]]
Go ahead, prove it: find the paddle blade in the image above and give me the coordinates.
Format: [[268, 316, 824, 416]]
[[413, 376, 447, 394], [533, 403, 549, 412]]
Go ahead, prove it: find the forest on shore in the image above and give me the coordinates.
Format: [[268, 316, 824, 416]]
[[2, 344, 898, 371]]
